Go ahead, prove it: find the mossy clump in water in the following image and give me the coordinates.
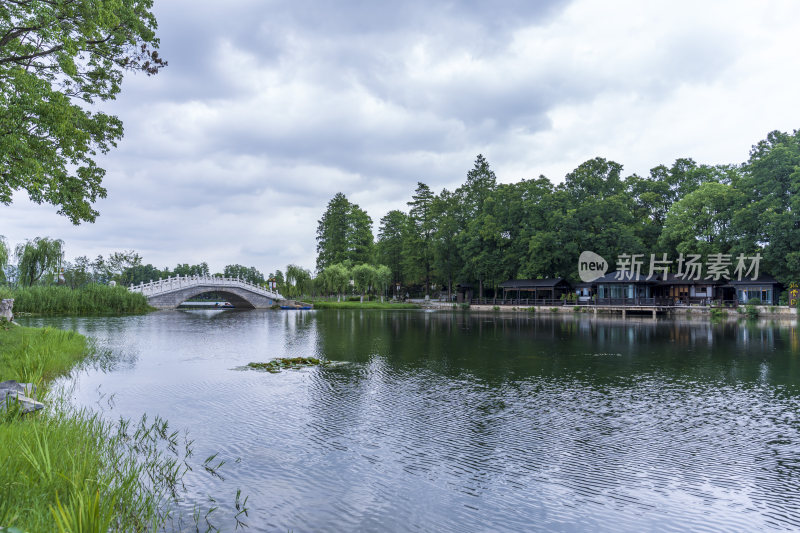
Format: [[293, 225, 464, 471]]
[[247, 357, 328, 373]]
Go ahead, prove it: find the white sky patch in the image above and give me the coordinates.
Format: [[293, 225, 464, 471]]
[[2, 0, 800, 274]]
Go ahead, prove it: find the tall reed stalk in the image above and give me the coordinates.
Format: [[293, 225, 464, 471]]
[[7, 284, 152, 316]]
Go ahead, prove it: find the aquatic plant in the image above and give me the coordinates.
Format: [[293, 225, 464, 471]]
[[247, 357, 330, 373]]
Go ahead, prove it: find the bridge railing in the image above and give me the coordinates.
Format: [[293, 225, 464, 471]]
[[128, 274, 283, 300]]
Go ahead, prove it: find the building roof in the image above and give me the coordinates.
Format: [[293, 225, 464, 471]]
[[656, 273, 725, 286], [726, 273, 780, 286], [499, 278, 569, 289], [592, 271, 661, 284]]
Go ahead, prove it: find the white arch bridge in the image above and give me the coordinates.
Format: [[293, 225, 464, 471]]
[[129, 275, 284, 309]]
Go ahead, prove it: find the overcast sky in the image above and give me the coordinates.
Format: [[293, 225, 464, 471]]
[[3, 0, 800, 274]]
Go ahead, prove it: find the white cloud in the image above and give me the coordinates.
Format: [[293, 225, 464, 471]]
[[3, 0, 800, 273]]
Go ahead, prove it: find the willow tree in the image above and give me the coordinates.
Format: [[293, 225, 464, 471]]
[[286, 264, 311, 299], [0, 235, 8, 282], [15, 237, 64, 286], [1, 0, 166, 223], [352, 263, 376, 303], [374, 264, 391, 302], [322, 263, 351, 301]]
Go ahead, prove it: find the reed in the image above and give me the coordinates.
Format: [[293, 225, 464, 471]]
[[0, 326, 87, 383], [7, 284, 152, 316], [0, 326, 248, 531]]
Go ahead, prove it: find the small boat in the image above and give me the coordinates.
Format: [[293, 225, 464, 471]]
[[214, 302, 234, 308]]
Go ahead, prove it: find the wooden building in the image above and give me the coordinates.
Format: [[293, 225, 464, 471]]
[[498, 278, 572, 302], [727, 274, 781, 305]]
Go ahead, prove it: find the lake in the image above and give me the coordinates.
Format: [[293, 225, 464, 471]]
[[19, 310, 800, 532]]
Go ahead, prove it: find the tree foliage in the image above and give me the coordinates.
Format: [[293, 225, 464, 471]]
[[1, 0, 166, 223], [223, 264, 264, 284], [284, 263, 311, 298], [316, 193, 373, 271], [0, 235, 8, 281], [15, 236, 63, 286], [314, 129, 800, 294], [376, 210, 406, 284]]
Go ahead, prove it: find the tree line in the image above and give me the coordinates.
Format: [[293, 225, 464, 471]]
[[0, 238, 271, 290], [315, 129, 800, 298]]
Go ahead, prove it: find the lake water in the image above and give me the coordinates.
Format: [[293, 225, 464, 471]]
[[19, 310, 800, 532]]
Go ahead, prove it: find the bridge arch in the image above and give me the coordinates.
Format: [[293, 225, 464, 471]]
[[130, 275, 283, 309], [177, 289, 257, 309]]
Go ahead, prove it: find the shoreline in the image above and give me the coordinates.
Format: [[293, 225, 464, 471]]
[[423, 301, 798, 321]]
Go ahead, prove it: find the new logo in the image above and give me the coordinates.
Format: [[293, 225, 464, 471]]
[[578, 251, 608, 282]]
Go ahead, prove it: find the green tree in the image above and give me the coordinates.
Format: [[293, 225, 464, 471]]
[[285, 264, 311, 298], [223, 264, 264, 284], [15, 236, 63, 286], [376, 210, 407, 285], [431, 189, 461, 299], [0, 235, 8, 282], [321, 263, 350, 301], [453, 155, 498, 296], [658, 182, 741, 257], [316, 193, 374, 270], [1, 0, 166, 223], [374, 264, 391, 302], [63, 255, 92, 288], [120, 263, 165, 286], [627, 159, 738, 250], [346, 203, 374, 265], [267, 269, 286, 294], [174, 262, 211, 277], [351, 263, 376, 303], [455, 154, 497, 223], [733, 129, 800, 283], [316, 193, 351, 270], [403, 182, 435, 294]]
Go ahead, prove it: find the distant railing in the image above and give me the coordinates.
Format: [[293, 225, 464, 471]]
[[470, 298, 568, 306], [129, 274, 283, 300], [469, 297, 741, 308]]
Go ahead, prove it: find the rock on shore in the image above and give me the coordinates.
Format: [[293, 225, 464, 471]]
[[0, 380, 44, 414]]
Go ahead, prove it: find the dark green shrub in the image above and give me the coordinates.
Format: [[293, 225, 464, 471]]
[[709, 308, 728, 320]]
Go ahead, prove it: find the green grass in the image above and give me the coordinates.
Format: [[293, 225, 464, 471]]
[[0, 326, 88, 384], [0, 326, 245, 532], [5, 284, 152, 316], [311, 300, 419, 309]]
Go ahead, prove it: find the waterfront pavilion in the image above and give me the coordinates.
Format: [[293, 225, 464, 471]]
[[498, 278, 572, 303]]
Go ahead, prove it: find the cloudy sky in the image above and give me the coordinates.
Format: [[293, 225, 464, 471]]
[[3, 0, 800, 274]]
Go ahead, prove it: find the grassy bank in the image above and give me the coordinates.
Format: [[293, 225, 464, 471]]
[[1, 284, 152, 316], [0, 326, 229, 531], [0, 326, 88, 384], [311, 300, 419, 309]]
